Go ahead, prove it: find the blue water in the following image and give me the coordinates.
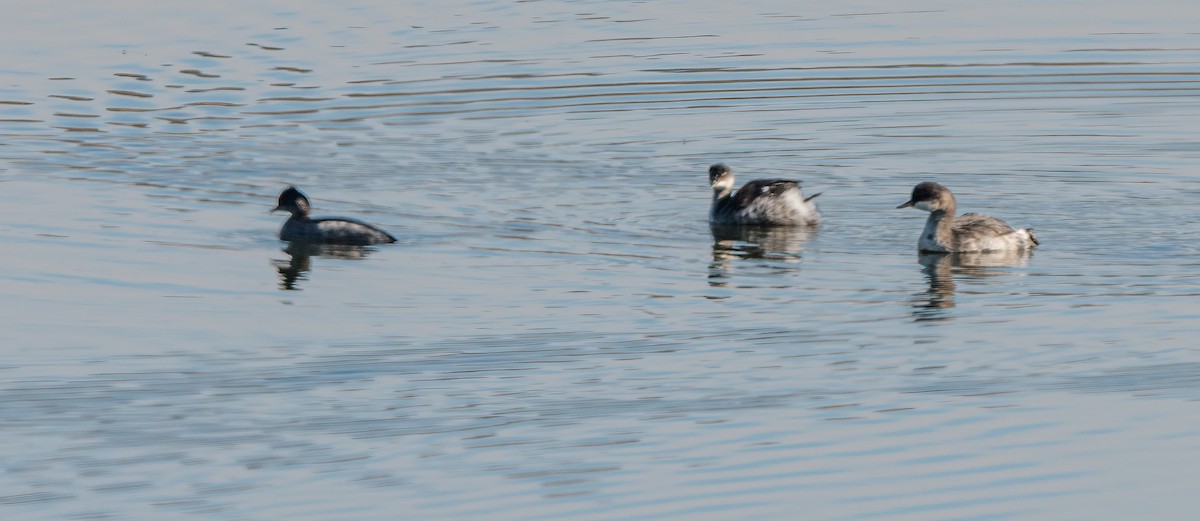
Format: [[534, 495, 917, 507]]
[[2, 1, 1199, 519]]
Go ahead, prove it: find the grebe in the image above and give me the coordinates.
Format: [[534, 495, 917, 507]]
[[708, 163, 820, 226]]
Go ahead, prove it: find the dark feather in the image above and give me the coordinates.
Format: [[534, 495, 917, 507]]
[[732, 179, 800, 207]]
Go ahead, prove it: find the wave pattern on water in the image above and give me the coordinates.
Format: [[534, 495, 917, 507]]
[[2, 329, 1196, 520]]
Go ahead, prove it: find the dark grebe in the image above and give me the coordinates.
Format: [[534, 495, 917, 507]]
[[271, 186, 396, 246]]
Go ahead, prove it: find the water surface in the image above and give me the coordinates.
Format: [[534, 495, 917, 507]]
[[2, 1, 1200, 519]]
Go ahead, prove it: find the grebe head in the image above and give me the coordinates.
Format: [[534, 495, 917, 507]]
[[272, 186, 311, 217], [897, 181, 955, 212], [709, 163, 735, 192]]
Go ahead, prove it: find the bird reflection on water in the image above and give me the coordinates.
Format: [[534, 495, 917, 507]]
[[708, 224, 816, 287], [912, 249, 1032, 322], [272, 242, 379, 290]]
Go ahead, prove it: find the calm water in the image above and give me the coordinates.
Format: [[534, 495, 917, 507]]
[[2, 1, 1200, 519]]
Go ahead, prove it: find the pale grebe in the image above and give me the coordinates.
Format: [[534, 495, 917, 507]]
[[897, 182, 1037, 253]]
